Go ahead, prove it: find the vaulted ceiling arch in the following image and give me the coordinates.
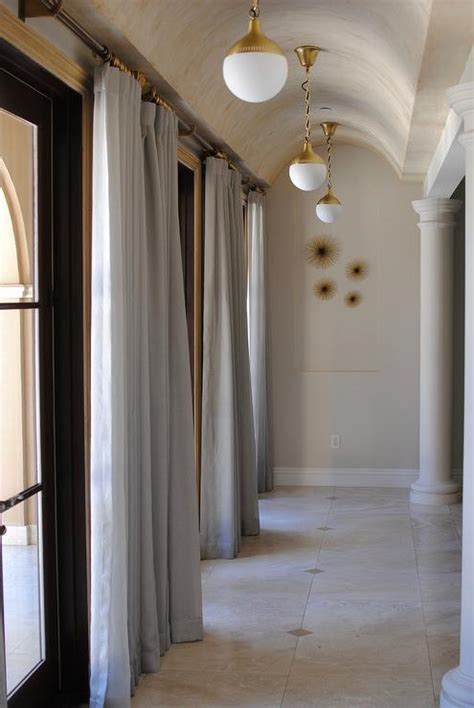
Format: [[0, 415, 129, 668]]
[[68, 0, 473, 183]]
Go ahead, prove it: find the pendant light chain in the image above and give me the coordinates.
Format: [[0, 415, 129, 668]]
[[326, 133, 333, 190], [302, 67, 311, 144], [249, 0, 260, 19]]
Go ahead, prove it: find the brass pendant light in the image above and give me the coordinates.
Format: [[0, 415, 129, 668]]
[[223, 0, 288, 103], [316, 122, 343, 222], [288, 46, 326, 191]]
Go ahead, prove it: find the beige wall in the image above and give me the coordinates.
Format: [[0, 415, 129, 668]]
[[267, 144, 423, 475]]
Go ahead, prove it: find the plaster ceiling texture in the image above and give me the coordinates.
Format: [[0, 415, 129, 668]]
[[67, 0, 473, 184]]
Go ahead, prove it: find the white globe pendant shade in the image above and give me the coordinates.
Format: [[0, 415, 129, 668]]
[[316, 190, 343, 223], [223, 18, 288, 103], [223, 52, 288, 103], [289, 142, 326, 191]]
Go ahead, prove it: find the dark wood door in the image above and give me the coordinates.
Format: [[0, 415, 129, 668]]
[[0, 40, 88, 707]]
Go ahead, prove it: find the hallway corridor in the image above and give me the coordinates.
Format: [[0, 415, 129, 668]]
[[133, 487, 462, 707]]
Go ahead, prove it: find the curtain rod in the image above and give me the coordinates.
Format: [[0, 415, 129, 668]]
[[19, 0, 266, 193]]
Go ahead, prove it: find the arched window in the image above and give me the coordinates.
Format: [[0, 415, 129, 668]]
[[0, 157, 32, 301]]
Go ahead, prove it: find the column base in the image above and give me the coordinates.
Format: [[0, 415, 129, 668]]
[[441, 667, 474, 707], [410, 479, 461, 506]]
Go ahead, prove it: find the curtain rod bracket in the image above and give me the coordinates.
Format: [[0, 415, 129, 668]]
[[19, 0, 62, 20], [178, 124, 196, 138]]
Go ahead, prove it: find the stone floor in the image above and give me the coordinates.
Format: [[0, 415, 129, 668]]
[[2, 544, 42, 694], [133, 486, 462, 707]]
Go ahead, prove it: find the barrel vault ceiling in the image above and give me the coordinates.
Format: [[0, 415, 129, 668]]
[[68, 0, 473, 184]]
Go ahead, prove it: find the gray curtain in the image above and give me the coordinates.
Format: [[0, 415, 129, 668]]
[[200, 157, 260, 560], [141, 102, 203, 654], [90, 66, 202, 708], [247, 191, 273, 492]]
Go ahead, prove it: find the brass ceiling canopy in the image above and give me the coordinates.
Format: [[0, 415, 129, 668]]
[[321, 121, 339, 139], [294, 45, 320, 69]]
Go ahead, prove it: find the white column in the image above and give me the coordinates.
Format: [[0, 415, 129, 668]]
[[441, 80, 474, 708], [410, 197, 462, 506]]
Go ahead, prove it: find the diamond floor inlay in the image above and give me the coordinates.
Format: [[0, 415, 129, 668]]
[[287, 628, 313, 637], [304, 568, 325, 574], [316, 526, 333, 531]]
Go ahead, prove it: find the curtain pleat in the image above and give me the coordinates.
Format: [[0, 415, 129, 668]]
[[90, 66, 133, 708], [90, 66, 202, 708], [200, 158, 260, 560], [247, 192, 273, 493]]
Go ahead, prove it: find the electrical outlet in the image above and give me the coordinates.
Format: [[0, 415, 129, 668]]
[[330, 434, 341, 449]]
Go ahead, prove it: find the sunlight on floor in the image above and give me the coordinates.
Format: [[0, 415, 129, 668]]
[[133, 486, 462, 707]]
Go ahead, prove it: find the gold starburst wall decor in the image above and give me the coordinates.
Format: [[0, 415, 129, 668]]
[[313, 278, 337, 301], [345, 291, 363, 308], [305, 235, 341, 269], [346, 259, 369, 281]]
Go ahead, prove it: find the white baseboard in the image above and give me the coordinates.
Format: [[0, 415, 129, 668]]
[[3, 524, 38, 546], [274, 467, 464, 488], [274, 467, 420, 488]]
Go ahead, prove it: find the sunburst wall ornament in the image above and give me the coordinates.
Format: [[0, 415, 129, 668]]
[[345, 291, 363, 308], [305, 235, 341, 269], [346, 259, 369, 281], [313, 278, 337, 301]]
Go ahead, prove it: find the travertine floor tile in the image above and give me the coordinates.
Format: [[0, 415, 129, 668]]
[[282, 665, 435, 707], [291, 630, 430, 674], [160, 630, 298, 675], [133, 670, 287, 706]]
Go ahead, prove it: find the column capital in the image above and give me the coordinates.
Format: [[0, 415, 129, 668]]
[[447, 81, 474, 142], [412, 198, 463, 227]]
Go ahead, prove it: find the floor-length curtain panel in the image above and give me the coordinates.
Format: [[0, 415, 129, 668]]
[[90, 65, 158, 708], [142, 102, 203, 653], [201, 157, 260, 560], [247, 191, 273, 493]]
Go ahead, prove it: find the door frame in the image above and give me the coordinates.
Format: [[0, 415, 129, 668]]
[[0, 35, 89, 706], [178, 145, 203, 501]]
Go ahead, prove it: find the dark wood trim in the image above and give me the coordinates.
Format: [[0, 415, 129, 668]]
[[177, 146, 203, 507], [51, 77, 89, 705], [0, 303, 40, 310]]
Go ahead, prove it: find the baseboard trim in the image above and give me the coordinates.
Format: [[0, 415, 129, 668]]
[[3, 524, 38, 546], [274, 468, 419, 488]]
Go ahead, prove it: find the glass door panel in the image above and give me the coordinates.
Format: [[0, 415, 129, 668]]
[[0, 309, 40, 496], [1, 495, 44, 694]]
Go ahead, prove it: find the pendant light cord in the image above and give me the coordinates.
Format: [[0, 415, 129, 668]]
[[302, 67, 311, 144], [326, 133, 333, 190]]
